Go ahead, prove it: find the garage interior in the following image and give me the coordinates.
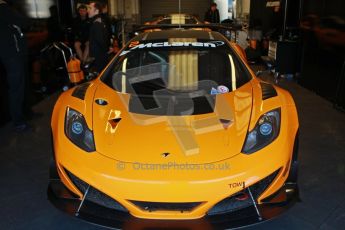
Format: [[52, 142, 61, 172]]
[[0, 0, 344, 229]]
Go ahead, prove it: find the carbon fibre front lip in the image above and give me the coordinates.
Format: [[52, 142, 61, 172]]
[[47, 178, 299, 230]]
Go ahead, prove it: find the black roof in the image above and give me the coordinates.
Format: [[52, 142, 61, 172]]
[[135, 30, 226, 42]]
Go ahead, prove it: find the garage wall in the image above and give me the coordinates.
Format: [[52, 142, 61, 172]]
[[140, 0, 211, 23]]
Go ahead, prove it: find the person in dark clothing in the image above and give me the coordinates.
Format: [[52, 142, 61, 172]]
[[100, 2, 112, 38], [0, 0, 32, 132], [204, 3, 220, 24], [88, 1, 112, 72], [73, 4, 91, 63]]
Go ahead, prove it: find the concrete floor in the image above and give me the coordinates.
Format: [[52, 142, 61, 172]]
[[0, 74, 344, 230]]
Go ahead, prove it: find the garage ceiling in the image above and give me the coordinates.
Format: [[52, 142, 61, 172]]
[[140, 0, 211, 23]]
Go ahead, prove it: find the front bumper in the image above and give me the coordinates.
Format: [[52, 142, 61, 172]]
[[48, 154, 299, 229], [48, 177, 299, 229]]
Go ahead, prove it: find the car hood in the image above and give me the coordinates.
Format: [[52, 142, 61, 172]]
[[92, 82, 253, 164]]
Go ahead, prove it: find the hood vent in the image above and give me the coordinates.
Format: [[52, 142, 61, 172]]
[[260, 82, 277, 100], [72, 82, 91, 100]]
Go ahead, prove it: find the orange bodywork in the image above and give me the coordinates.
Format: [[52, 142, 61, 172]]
[[51, 41, 299, 220]]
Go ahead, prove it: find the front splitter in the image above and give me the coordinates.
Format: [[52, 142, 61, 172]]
[[47, 179, 299, 230]]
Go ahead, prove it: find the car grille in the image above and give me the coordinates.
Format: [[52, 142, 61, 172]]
[[66, 169, 88, 193], [250, 169, 280, 199], [207, 169, 280, 216], [207, 191, 253, 215], [129, 200, 202, 212], [65, 169, 128, 212]]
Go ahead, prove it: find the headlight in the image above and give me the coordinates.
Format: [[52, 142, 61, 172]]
[[242, 108, 281, 154], [65, 107, 95, 152]]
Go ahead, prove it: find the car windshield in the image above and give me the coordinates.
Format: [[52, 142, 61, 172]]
[[102, 39, 251, 116]]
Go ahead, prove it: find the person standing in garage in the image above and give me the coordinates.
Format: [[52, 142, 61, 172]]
[[100, 2, 112, 40], [0, 0, 31, 132], [204, 2, 220, 24], [87, 1, 112, 73], [73, 4, 91, 63]]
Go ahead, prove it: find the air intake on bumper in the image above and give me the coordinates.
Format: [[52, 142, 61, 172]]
[[129, 200, 203, 212], [208, 169, 280, 216], [65, 169, 128, 212]]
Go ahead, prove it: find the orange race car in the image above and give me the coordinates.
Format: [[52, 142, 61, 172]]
[[48, 29, 299, 229]]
